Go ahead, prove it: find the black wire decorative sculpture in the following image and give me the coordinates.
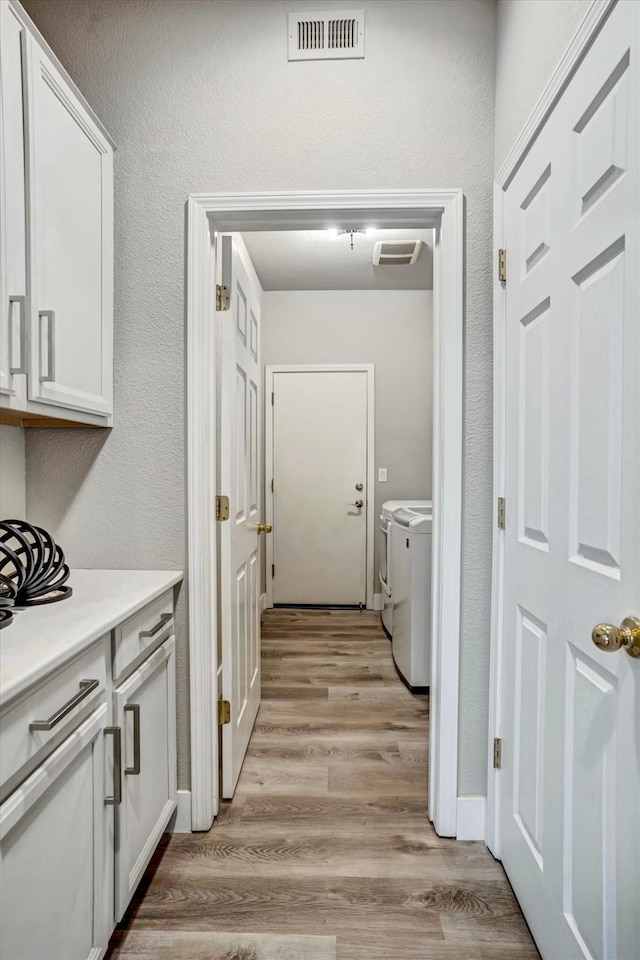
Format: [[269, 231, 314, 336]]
[[0, 520, 72, 629]]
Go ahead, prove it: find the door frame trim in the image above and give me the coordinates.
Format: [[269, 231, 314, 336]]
[[265, 363, 376, 610], [186, 189, 463, 834], [486, 0, 616, 856]]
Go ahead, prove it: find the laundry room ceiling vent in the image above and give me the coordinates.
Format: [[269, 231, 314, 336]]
[[288, 9, 365, 61], [372, 240, 423, 266]]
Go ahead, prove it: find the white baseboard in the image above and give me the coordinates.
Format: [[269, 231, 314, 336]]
[[170, 789, 192, 833], [260, 592, 267, 614], [373, 593, 384, 611], [456, 795, 486, 841]]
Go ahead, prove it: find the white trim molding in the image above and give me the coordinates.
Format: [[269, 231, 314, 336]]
[[186, 190, 463, 836], [487, 0, 616, 857], [373, 593, 384, 612], [456, 796, 486, 842], [265, 363, 376, 610], [169, 790, 192, 834]]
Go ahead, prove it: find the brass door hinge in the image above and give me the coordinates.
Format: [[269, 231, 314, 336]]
[[271, 391, 274, 406], [216, 495, 230, 521], [218, 700, 231, 725], [493, 737, 502, 769], [497, 497, 506, 529], [498, 249, 507, 282], [272, 563, 275, 578], [271, 478, 274, 493], [216, 283, 230, 311]]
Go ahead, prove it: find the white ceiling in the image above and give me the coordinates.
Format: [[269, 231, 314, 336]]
[[241, 229, 433, 291]]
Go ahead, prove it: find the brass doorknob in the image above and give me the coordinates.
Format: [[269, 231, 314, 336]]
[[591, 617, 640, 658], [257, 523, 272, 534]]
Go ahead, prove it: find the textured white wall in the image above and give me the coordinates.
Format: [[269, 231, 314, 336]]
[[0, 426, 26, 518], [262, 289, 432, 588], [495, 0, 591, 171], [22, 0, 496, 795]]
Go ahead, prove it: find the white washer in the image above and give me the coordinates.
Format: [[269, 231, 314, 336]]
[[391, 507, 433, 689], [379, 499, 431, 637]]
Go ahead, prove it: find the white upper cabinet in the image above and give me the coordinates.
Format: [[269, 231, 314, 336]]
[[25, 33, 113, 419], [0, 1, 28, 408], [0, 0, 114, 426]]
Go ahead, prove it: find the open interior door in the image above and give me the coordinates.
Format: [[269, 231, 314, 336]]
[[219, 234, 263, 799], [498, 3, 639, 958]]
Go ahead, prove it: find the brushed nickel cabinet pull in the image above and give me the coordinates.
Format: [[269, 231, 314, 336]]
[[9, 295, 27, 374], [38, 310, 55, 382], [139, 612, 172, 639], [124, 703, 141, 775], [104, 726, 122, 805], [29, 679, 100, 731]]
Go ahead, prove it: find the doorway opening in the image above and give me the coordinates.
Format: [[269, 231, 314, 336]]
[[186, 191, 463, 838]]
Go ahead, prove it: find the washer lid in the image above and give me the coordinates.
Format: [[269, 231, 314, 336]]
[[392, 508, 433, 532], [382, 499, 432, 519]]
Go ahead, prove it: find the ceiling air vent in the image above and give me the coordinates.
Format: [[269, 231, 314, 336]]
[[288, 9, 365, 61], [372, 240, 423, 266]]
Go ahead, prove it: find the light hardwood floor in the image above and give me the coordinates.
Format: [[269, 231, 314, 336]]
[[109, 608, 539, 960]]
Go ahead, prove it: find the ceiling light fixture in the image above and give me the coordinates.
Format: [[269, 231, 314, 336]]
[[326, 228, 339, 239], [338, 227, 364, 250]]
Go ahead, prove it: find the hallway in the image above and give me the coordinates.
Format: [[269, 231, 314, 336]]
[[110, 609, 539, 959]]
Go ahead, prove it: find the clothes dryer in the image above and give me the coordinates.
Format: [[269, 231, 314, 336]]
[[379, 500, 431, 637], [391, 507, 433, 689]]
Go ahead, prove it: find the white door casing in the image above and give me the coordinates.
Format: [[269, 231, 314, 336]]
[[495, 3, 639, 958], [187, 190, 463, 835], [24, 32, 113, 418], [267, 365, 374, 608], [219, 234, 263, 799]]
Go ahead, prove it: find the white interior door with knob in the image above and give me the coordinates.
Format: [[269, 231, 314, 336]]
[[268, 365, 373, 607], [219, 234, 263, 799], [498, 3, 639, 959]]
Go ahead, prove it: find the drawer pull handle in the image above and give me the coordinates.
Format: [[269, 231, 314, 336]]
[[29, 678, 100, 731], [139, 612, 172, 640], [124, 703, 141, 775], [104, 726, 122, 805]]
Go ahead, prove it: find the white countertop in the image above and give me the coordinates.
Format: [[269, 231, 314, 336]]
[[0, 569, 183, 706]]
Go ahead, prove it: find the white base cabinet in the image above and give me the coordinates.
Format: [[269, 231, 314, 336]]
[[0, 575, 181, 958], [0, 704, 114, 960], [114, 636, 177, 920]]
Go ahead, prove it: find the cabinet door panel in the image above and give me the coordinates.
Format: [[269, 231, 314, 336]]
[[0, 704, 112, 960], [114, 637, 176, 919], [25, 34, 113, 417], [0, 1, 28, 404]]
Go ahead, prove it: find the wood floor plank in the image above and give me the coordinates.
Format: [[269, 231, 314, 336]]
[[110, 930, 336, 959], [338, 937, 540, 960], [107, 608, 538, 960]]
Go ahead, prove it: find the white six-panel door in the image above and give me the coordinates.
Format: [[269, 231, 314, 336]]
[[499, 3, 639, 959], [219, 235, 263, 799]]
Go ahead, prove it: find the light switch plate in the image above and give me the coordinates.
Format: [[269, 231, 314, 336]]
[[378, 468, 388, 482]]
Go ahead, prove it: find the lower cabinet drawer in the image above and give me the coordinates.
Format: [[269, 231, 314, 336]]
[[113, 635, 177, 920], [0, 639, 108, 799], [113, 589, 174, 683]]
